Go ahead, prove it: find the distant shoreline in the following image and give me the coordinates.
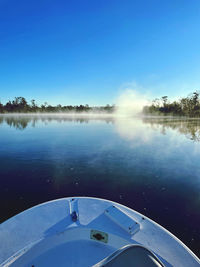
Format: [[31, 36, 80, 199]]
[[143, 91, 200, 117], [2, 91, 200, 118], [0, 97, 115, 114], [0, 112, 116, 117]]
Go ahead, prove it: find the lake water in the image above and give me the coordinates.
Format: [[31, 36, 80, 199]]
[[0, 114, 200, 257]]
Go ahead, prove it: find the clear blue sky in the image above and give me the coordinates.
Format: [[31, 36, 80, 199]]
[[0, 0, 200, 105]]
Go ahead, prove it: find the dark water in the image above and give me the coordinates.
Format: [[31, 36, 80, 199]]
[[0, 114, 200, 257]]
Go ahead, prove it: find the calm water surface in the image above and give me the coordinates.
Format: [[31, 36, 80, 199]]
[[0, 114, 200, 257]]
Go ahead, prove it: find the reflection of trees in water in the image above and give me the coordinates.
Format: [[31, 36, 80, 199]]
[[5, 117, 30, 130], [0, 115, 114, 130], [1, 115, 200, 142], [0, 116, 30, 130], [143, 117, 200, 142], [0, 116, 4, 125]]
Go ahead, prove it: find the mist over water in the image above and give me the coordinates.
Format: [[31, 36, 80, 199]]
[[0, 114, 200, 257], [115, 89, 149, 116]]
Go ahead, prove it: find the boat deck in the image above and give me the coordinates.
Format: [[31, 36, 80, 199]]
[[0, 197, 199, 266]]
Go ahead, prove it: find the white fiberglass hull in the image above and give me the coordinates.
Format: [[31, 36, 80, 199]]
[[0, 197, 199, 266]]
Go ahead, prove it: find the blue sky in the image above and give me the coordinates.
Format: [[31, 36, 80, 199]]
[[0, 0, 200, 105]]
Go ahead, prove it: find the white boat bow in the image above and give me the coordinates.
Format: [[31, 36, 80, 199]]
[[0, 197, 199, 266]]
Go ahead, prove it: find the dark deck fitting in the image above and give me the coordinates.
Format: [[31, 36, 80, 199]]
[[93, 244, 166, 267]]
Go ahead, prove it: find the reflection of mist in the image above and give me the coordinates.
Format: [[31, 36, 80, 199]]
[[113, 117, 154, 143], [113, 116, 200, 144]]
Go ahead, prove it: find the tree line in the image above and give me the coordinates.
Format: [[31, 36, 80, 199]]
[[0, 97, 115, 113], [143, 91, 200, 117]]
